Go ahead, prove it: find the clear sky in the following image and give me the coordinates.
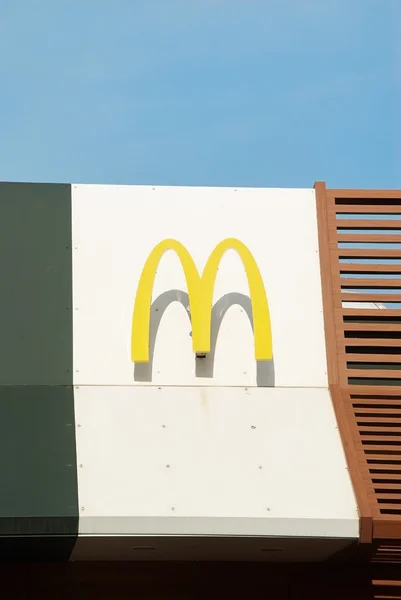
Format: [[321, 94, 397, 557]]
[[0, 0, 399, 188]]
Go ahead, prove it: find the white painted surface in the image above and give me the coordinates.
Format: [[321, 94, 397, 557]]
[[71, 184, 327, 387], [74, 386, 358, 538]]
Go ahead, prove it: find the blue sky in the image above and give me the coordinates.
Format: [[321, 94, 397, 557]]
[[0, 0, 399, 188]]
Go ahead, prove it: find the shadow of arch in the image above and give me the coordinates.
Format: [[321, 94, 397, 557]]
[[195, 292, 274, 387], [133, 290, 274, 387], [133, 289, 190, 383]]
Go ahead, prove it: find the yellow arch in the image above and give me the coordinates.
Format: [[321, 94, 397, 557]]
[[200, 238, 272, 361], [131, 239, 203, 362], [131, 238, 273, 362]]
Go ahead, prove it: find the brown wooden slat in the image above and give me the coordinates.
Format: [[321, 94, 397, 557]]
[[358, 440, 401, 448], [334, 220, 401, 229], [349, 368, 401, 376], [374, 520, 401, 539], [343, 339, 401, 347], [372, 576, 401, 587], [368, 465, 401, 471], [374, 484, 401, 490], [343, 323, 401, 332], [374, 494, 401, 501], [331, 189, 401, 199], [336, 205, 401, 213], [344, 398, 401, 408], [372, 558, 401, 564], [360, 442, 401, 449], [344, 354, 401, 364], [359, 428, 401, 435], [347, 388, 401, 396], [373, 476, 401, 492], [358, 454, 401, 460], [340, 264, 401, 273], [348, 369, 401, 379], [338, 234, 401, 243], [337, 249, 401, 258], [366, 456, 401, 461], [356, 417, 401, 423], [342, 280, 401, 289], [340, 293, 401, 302]]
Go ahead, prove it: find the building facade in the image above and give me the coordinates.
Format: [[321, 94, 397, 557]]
[[0, 181, 400, 597]]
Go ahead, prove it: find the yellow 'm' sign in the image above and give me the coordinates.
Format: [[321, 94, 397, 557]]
[[131, 238, 272, 363]]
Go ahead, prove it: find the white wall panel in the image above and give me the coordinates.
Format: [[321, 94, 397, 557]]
[[72, 184, 327, 387], [74, 386, 358, 538]]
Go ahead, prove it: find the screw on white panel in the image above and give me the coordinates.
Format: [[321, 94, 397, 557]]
[[266, 508, 270, 512], [81, 507, 85, 511], [251, 425, 256, 430], [79, 464, 83, 468], [75, 386, 80, 390], [162, 425, 166, 428], [258, 466, 263, 470], [77, 424, 81, 428], [171, 507, 175, 511], [166, 464, 170, 468]]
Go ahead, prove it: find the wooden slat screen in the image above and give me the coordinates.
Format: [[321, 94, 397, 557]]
[[315, 183, 401, 544], [334, 193, 401, 388]]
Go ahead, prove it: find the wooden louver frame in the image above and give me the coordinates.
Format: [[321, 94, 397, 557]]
[[315, 182, 401, 545]]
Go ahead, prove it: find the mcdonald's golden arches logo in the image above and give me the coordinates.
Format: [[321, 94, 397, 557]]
[[131, 238, 273, 363]]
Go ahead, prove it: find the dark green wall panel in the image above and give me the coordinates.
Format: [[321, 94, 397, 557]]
[[0, 182, 73, 385], [0, 182, 78, 560]]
